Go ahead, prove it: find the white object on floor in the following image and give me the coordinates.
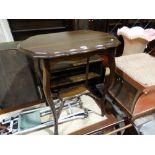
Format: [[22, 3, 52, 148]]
[[0, 94, 107, 135], [27, 95, 107, 135]]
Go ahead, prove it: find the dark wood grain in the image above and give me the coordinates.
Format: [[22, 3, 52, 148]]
[[8, 19, 75, 41], [19, 30, 120, 134], [108, 66, 155, 120], [19, 30, 120, 58]]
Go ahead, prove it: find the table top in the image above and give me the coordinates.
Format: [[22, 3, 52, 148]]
[[19, 30, 120, 59]]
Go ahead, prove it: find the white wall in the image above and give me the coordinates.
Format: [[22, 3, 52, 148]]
[[0, 19, 14, 43]]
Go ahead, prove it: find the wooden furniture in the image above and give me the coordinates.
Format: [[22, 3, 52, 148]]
[[19, 30, 120, 134], [117, 26, 155, 55], [107, 27, 155, 120], [8, 19, 75, 41], [8, 20, 103, 89], [50, 54, 103, 90], [110, 53, 155, 119]]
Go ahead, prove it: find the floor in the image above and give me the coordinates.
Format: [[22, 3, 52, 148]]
[[0, 87, 107, 135]]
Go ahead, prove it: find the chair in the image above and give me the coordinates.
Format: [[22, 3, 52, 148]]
[[107, 26, 155, 119], [117, 26, 155, 55]]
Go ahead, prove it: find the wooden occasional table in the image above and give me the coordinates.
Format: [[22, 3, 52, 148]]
[[19, 30, 120, 135]]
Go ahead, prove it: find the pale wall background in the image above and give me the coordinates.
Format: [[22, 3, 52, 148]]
[[0, 19, 14, 42]]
